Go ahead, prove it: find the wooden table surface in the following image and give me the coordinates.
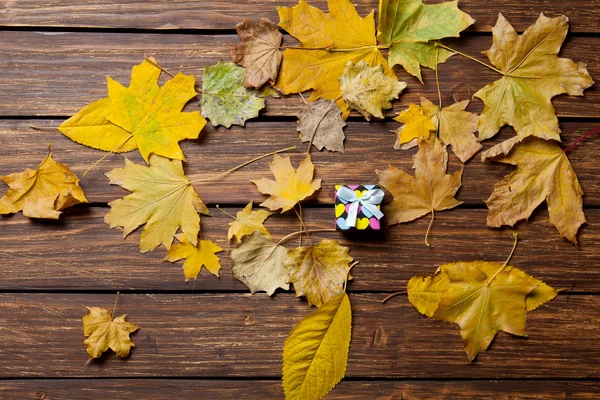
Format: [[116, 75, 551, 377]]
[[1, 1, 600, 399]]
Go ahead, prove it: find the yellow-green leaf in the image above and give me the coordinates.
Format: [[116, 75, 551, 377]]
[[377, 0, 474, 81], [105, 155, 209, 253], [163, 234, 224, 281], [285, 239, 352, 307], [283, 292, 351, 400]]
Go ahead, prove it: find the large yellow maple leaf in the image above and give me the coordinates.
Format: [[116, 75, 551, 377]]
[[276, 0, 394, 117], [475, 13, 594, 152], [251, 154, 321, 213], [0, 149, 87, 219], [105, 155, 209, 253], [485, 137, 585, 245]]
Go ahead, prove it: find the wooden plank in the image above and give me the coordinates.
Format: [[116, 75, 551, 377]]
[[1, 120, 598, 206], [1, 293, 598, 378], [2, 379, 599, 399], [2, 0, 599, 33], [1, 207, 599, 292], [0, 32, 598, 118]]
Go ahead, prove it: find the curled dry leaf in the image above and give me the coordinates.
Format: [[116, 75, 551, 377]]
[[377, 0, 474, 82], [201, 61, 266, 128], [0, 149, 87, 219], [283, 292, 351, 400], [251, 154, 322, 213], [377, 139, 462, 245], [484, 137, 585, 245], [105, 155, 209, 253], [231, 18, 283, 88], [475, 13, 594, 155], [408, 261, 558, 361], [164, 234, 224, 281], [61, 58, 206, 163], [230, 231, 289, 296], [339, 61, 407, 121], [393, 103, 436, 150], [419, 97, 481, 163], [228, 201, 273, 243], [285, 239, 353, 307], [83, 306, 139, 360], [276, 0, 394, 117], [298, 99, 346, 153]]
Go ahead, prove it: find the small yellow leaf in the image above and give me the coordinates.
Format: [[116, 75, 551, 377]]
[[285, 239, 352, 307], [164, 234, 224, 281], [393, 103, 436, 149], [83, 306, 139, 360], [251, 154, 321, 213], [105, 155, 209, 253], [283, 292, 351, 400], [485, 138, 585, 244], [228, 201, 273, 243], [0, 149, 87, 219]]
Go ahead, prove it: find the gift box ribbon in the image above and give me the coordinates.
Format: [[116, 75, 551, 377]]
[[336, 186, 384, 227]]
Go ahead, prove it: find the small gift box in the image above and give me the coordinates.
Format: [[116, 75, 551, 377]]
[[334, 184, 384, 231]]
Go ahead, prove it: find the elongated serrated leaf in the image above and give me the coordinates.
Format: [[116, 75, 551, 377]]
[[283, 292, 351, 400]]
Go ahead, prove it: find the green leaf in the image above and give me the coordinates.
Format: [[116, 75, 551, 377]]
[[377, 0, 474, 82], [283, 292, 352, 400], [200, 61, 266, 128]]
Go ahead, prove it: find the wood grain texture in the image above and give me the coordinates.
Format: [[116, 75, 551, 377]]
[[0, 32, 598, 118], [2, 0, 600, 33], [2, 379, 599, 399], [1, 120, 598, 206], [1, 293, 598, 378], [1, 207, 599, 292]]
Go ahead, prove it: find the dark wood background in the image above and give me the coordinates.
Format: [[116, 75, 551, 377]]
[[1, 1, 599, 399]]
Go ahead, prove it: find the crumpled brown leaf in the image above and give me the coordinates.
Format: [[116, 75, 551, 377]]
[[298, 99, 347, 153]]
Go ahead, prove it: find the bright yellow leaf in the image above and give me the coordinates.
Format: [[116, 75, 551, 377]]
[[276, 0, 394, 117], [475, 14, 594, 154], [105, 155, 209, 253], [485, 137, 585, 245], [83, 306, 139, 360], [227, 201, 273, 243], [407, 272, 450, 317], [164, 234, 224, 281], [251, 154, 321, 213], [393, 103, 436, 149], [285, 239, 352, 307], [283, 292, 351, 400], [0, 149, 87, 219]]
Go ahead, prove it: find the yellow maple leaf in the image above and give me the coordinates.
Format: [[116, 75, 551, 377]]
[[283, 292, 351, 400], [276, 0, 394, 117], [419, 97, 481, 163], [0, 148, 87, 219], [163, 234, 224, 281], [105, 155, 209, 253], [83, 306, 139, 360], [485, 137, 585, 245], [285, 239, 353, 307], [251, 154, 321, 213], [475, 13, 594, 153], [393, 103, 436, 149], [60, 58, 206, 162], [227, 201, 273, 243], [413, 261, 557, 361], [377, 139, 462, 245]]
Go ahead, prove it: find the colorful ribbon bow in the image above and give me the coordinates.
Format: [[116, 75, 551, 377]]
[[336, 186, 384, 227]]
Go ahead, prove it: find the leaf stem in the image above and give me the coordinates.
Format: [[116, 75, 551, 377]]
[[485, 232, 518, 287], [112, 291, 120, 316], [563, 127, 600, 153], [36, 144, 53, 170], [294, 205, 312, 246], [30, 125, 59, 131], [343, 260, 359, 292], [144, 57, 204, 94], [189, 145, 296, 183], [435, 47, 443, 109], [215, 204, 236, 220], [276, 229, 338, 246], [306, 99, 337, 154], [82, 134, 135, 178], [424, 209, 435, 247], [284, 44, 389, 52], [435, 42, 505, 76], [381, 290, 407, 304]]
